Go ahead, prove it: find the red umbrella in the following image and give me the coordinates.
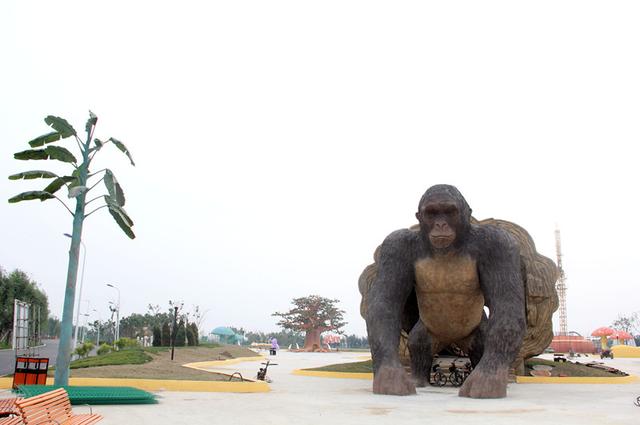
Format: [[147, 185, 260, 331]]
[[609, 330, 633, 340], [592, 327, 615, 351], [591, 327, 614, 337]]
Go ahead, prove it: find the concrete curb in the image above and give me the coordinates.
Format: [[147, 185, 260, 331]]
[[0, 376, 269, 393]]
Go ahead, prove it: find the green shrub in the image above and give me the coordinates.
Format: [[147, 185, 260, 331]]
[[97, 343, 112, 355], [73, 341, 95, 358], [115, 337, 139, 350]]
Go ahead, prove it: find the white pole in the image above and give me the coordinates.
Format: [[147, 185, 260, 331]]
[[12, 299, 18, 351], [107, 284, 121, 342]]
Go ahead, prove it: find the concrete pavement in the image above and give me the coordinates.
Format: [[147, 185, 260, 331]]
[[80, 350, 640, 425]]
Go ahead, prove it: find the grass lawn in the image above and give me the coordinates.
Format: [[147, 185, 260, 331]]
[[70, 349, 153, 369], [66, 345, 260, 381], [306, 360, 373, 373]]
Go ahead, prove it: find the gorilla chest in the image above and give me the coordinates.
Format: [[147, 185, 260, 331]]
[[413, 255, 484, 342], [414, 255, 480, 294]]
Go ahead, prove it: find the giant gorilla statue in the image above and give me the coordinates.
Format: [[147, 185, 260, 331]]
[[360, 184, 558, 399]]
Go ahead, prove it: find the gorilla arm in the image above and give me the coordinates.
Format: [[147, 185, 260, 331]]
[[459, 229, 526, 398], [365, 230, 417, 395]]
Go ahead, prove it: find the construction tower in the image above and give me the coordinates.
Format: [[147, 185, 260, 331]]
[[555, 227, 568, 336]]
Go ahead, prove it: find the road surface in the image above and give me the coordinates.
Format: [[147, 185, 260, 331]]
[[0, 339, 59, 376]]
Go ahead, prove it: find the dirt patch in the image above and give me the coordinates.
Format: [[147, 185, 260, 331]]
[[69, 346, 259, 381]]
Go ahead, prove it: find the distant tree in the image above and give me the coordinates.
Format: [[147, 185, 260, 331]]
[[611, 313, 639, 334], [187, 305, 208, 335], [102, 319, 116, 344], [175, 319, 186, 347], [187, 323, 199, 346], [244, 330, 268, 344], [145, 304, 171, 330], [84, 320, 106, 345], [152, 326, 162, 347], [161, 322, 171, 346], [612, 312, 640, 345], [346, 334, 369, 349], [119, 313, 147, 338], [0, 267, 49, 345], [186, 324, 196, 346], [273, 295, 346, 351], [46, 316, 61, 339], [269, 330, 304, 347]]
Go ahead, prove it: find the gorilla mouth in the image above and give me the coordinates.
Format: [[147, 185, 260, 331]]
[[430, 235, 454, 248]]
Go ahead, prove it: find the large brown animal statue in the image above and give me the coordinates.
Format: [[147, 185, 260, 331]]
[[359, 185, 558, 398]]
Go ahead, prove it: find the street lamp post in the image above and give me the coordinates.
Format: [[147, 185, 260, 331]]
[[106, 284, 120, 343], [81, 313, 90, 343], [64, 233, 86, 349], [92, 309, 101, 346]]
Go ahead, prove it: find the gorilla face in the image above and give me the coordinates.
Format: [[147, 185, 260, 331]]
[[416, 184, 472, 252], [416, 193, 461, 250]]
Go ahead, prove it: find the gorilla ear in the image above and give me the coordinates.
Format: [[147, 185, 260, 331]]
[[415, 211, 420, 221]]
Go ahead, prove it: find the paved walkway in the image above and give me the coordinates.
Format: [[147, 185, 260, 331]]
[[78, 351, 640, 424]]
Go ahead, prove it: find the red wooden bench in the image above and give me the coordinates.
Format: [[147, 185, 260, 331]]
[[15, 388, 102, 425], [0, 398, 21, 417], [0, 397, 22, 425], [0, 415, 23, 425]]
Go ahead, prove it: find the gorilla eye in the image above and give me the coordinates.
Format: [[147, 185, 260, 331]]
[[445, 207, 458, 215]]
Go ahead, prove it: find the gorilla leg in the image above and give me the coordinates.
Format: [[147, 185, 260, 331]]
[[467, 315, 488, 368], [408, 321, 432, 387]]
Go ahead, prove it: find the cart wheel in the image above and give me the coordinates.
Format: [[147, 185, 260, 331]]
[[432, 371, 447, 387], [451, 371, 464, 387]]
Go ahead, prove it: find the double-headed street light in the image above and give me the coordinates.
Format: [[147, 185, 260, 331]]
[[64, 233, 86, 348], [106, 284, 120, 342]]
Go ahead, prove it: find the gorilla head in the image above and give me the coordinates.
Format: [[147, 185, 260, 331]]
[[415, 184, 472, 252]]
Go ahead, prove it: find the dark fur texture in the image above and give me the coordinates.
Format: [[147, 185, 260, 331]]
[[365, 184, 526, 398]]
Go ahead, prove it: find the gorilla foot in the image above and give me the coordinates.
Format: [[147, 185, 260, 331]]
[[413, 376, 429, 387], [458, 368, 508, 399], [373, 366, 416, 396]]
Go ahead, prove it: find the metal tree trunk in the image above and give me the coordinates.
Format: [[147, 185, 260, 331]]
[[303, 328, 323, 351], [53, 140, 90, 386]]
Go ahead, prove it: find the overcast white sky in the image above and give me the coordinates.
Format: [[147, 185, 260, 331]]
[[1, 1, 639, 339]]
